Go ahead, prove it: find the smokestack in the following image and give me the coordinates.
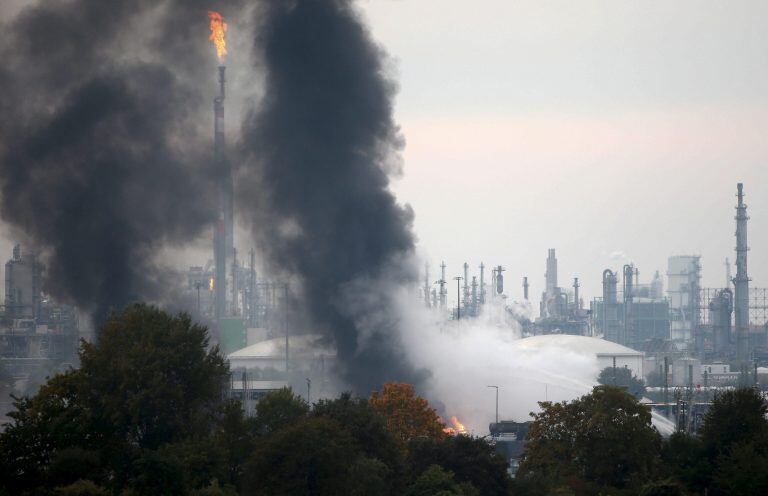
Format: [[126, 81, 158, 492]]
[[573, 277, 580, 310], [213, 65, 229, 320], [523, 276, 529, 300], [479, 262, 486, 305], [545, 249, 557, 296], [439, 261, 447, 309], [463, 262, 469, 307], [734, 182, 750, 362]]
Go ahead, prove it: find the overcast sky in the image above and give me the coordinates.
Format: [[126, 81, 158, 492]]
[[359, 0, 768, 307], [1, 0, 766, 313]]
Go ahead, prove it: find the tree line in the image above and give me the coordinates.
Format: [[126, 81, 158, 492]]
[[0, 304, 509, 495], [1, 304, 766, 495]]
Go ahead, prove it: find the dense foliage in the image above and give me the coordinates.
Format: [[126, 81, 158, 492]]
[[516, 385, 768, 496], [0, 304, 511, 495], [517, 385, 662, 495], [3, 304, 768, 495]]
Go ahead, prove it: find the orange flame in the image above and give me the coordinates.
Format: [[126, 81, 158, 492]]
[[209, 276, 215, 291], [442, 416, 467, 435], [207, 10, 228, 62]]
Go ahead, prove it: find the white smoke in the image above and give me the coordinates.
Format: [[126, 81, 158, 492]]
[[392, 290, 675, 436]]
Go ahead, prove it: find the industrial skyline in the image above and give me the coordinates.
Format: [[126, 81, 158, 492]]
[[0, 1, 765, 316], [362, 0, 768, 306]]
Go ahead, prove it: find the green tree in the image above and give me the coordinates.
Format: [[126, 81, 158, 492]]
[[312, 392, 403, 473], [0, 304, 235, 495], [517, 385, 662, 495], [699, 387, 768, 457], [638, 479, 684, 496], [661, 432, 709, 493], [53, 479, 110, 496], [243, 416, 364, 496], [711, 441, 768, 495], [347, 457, 392, 496], [597, 365, 646, 399], [661, 388, 768, 495], [405, 464, 478, 496], [253, 387, 309, 435], [407, 435, 511, 496]]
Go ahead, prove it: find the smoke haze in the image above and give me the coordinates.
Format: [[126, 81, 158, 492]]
[[0, 1, 247, 320], [240, 0, 423, 393]]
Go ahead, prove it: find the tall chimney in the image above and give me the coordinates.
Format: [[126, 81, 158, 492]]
[[545, 249, 558, 296], [213, 65, 232, 320], [439, 261, 447, 308], [463, 262, 469, 307], [479, 262, 486, 305], [734, 183, 750, 362], [573, 277, 580, 310], [523, 276, 529, 300]]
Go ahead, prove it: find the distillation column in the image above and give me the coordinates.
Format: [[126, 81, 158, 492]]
[[734, 183, 750, 362]]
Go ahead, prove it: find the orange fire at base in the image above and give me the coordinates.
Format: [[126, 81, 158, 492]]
[[207, 10, 228, 62], [209, 276, 215, 291], [442, 416, 467, 435]]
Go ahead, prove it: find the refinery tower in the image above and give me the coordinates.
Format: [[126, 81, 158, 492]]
[[209, 12, 234, 320], [733, 183, 750, 362]]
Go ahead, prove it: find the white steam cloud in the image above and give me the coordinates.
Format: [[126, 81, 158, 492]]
[[384, 288, 675, 436]]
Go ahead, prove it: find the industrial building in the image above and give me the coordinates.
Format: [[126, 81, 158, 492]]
[[591, 264, 671, 350], [534, 249, 589, 335], [0, 244, 80, 384]]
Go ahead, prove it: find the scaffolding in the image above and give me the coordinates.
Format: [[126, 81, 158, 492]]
[[698, 287, 768, 327]]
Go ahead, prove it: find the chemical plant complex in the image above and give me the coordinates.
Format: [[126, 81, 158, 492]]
[[1, 40, 765, 446]]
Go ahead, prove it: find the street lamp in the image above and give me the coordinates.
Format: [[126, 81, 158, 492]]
[[487, 385, 499, 424], [453, 276, 463, 319]]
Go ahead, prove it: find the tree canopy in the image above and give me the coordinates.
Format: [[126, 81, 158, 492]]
[[517, 385, 662, 495], [0, 310, 514, 495], [0, 304, 237, 495]]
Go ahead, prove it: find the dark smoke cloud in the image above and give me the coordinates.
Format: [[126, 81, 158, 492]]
[[0, 1, 245, 320], [241, 0, 424, 393]]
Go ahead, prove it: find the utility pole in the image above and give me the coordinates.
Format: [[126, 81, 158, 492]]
[[454, 276, 463, 320], [487, 385, 499, 424]]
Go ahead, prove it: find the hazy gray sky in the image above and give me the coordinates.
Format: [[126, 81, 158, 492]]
[[360, 0, 768, 307], [1, 0, 766, 313]]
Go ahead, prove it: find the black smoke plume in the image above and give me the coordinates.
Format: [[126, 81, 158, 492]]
[[0, 1, 244, 320], [242, 0, 424, 392]]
